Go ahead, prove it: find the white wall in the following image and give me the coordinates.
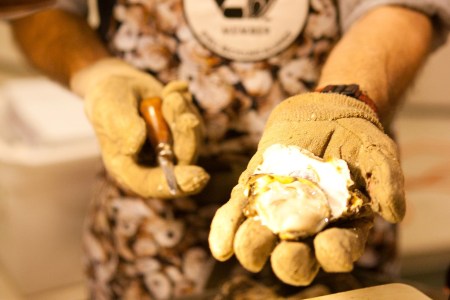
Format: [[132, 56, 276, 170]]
[[404, 40, 450, 107]]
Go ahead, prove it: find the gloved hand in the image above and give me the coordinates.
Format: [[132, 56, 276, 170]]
[[209, 92, 405, 285], [71, 58, 209, 198]]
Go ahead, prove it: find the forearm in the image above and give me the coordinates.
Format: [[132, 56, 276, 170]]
[[318, 6, 433, 125], [10, 9, 110, 86]]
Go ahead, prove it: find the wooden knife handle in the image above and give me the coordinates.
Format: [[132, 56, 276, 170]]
[[139, 97, 171, 147]]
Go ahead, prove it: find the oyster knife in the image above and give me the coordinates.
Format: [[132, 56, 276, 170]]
[[139, 96, 179, 195]]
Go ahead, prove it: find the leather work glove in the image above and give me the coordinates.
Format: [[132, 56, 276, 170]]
[[209, 93, 405, 285], [71, 58, 209, 198]]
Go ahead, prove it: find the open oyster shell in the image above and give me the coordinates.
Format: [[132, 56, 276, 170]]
[[243, 144, 367, 240]]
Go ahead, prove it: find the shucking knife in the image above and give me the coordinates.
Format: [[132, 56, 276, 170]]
[[139, 97, 179, 195]]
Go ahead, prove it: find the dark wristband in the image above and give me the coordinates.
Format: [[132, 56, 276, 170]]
[[316, 84, 379, 117]]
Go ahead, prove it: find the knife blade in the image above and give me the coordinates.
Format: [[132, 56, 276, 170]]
[[139, 96, 179, 195]]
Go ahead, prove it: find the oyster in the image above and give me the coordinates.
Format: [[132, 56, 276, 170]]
[[244, 144, 366, 240]]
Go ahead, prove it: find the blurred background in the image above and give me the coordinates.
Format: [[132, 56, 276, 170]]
[[0, 15, 449, 300]]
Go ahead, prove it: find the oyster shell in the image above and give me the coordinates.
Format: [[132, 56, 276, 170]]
[[244, 144, 366, 240]]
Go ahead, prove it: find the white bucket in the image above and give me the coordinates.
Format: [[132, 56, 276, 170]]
[[0, 77, 101, 294]]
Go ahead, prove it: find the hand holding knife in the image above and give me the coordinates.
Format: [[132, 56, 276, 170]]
[[139, 96, 180, 195]]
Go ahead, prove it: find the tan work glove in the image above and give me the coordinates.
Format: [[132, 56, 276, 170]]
[[71, 58, 209, 198], [209, 93, 405, 285]]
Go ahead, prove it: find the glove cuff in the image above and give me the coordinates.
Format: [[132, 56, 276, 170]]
[[266, 92, 383, 131], [316, 84, 379, 118], [70, 58, 162, 97]]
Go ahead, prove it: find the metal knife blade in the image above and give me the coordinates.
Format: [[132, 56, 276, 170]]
[[157, 148, 179, 195]]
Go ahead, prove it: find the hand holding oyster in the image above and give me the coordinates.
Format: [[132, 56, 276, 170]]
[[209, 92, 406, 286], [243, 144, 368, 240], [212, 144, 374, 285]]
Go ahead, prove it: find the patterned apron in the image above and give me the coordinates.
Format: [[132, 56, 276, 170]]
[[83, 1, 397, 299]]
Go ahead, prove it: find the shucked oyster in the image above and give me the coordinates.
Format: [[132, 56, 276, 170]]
[[243, 144, 366, 240]]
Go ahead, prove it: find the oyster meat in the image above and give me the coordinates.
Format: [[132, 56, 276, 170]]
[[244, 144, 366, 240]]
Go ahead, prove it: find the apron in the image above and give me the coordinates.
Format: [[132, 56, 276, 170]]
[[83, 1, 397, 299]]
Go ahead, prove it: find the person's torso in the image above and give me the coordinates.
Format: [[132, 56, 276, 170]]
[[96, 3, 397, 276]]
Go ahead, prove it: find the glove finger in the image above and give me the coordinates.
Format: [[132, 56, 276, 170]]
[[271, 241, 319, 286], [103, 154, 209, 198], [314, 217, 373, 272], [360, 143, 405, 223], [87, 77, 147, 155], [162, 91, 202, 165], [161, 80, 190, 99], [338, 119, 405, 223], [161, 89, 191, 124], [172, 112, 201, 165], [209, 184, 247, 261], [237, 151, 264, 185], [234, 218, 277, 273]]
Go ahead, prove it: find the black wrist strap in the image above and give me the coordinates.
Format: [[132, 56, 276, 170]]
[[316, 84, 379, 117]]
